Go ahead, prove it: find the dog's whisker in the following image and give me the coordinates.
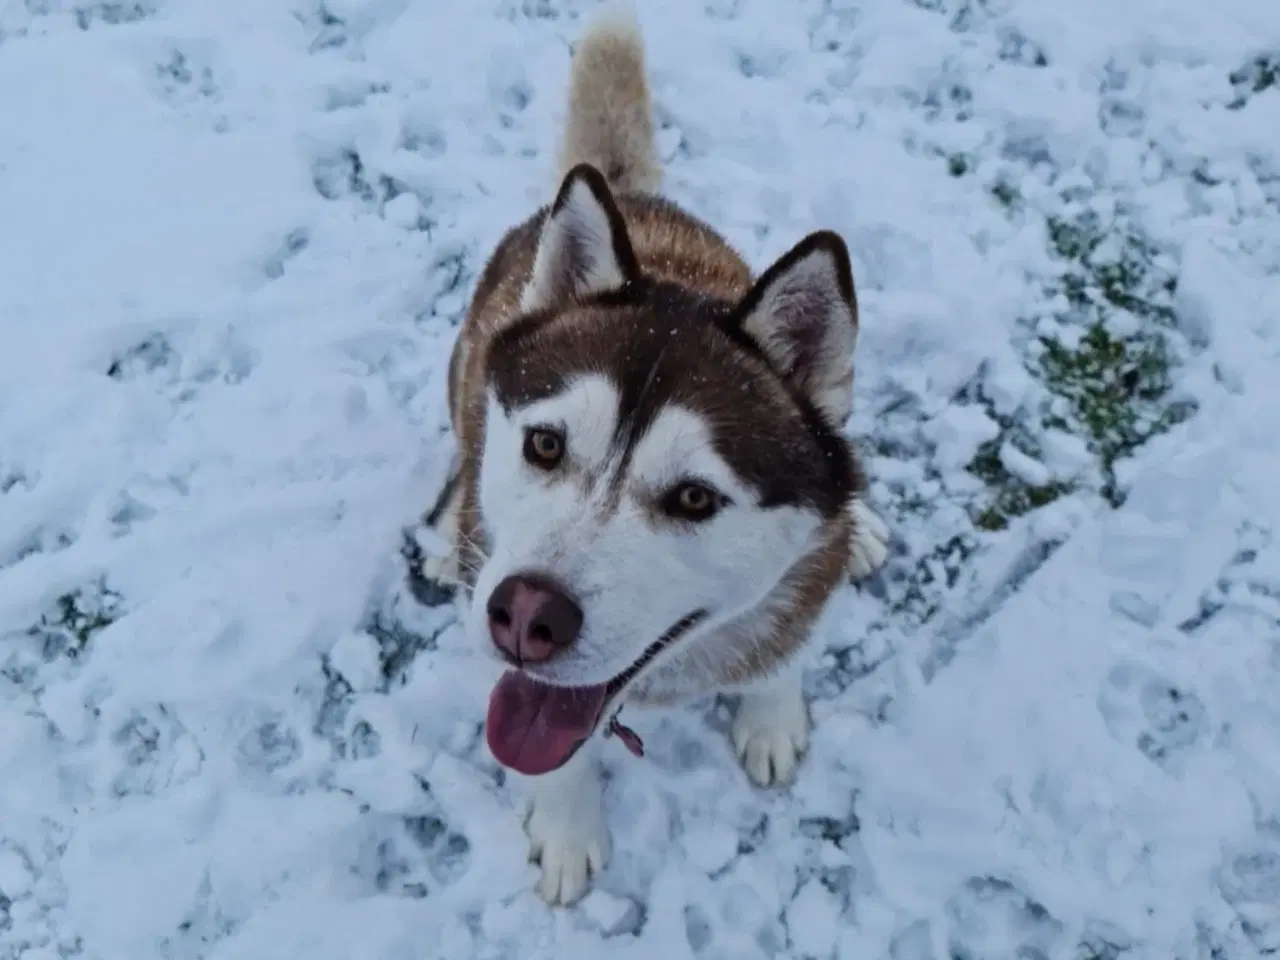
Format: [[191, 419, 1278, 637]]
[[415, 566, 468, 589]]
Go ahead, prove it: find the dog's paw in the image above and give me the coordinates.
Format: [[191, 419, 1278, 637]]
[[732, 684, 810, 788], [417, 462, 463, 589], [405, 524, 462, 606], [417, 549, 461, 589], [848, 496, 890, 581], [527, 796, 612, 906]]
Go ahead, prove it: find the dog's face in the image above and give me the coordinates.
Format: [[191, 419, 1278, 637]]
[[474, 324, 842, 688], [473, 166, 860, 776]]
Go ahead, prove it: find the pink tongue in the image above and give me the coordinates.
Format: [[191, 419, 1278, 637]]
[[485, 671, 610, 776]]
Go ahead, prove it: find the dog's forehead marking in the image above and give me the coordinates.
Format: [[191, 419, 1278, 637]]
[[486, 292, 860, 516], [626, 404, 744, 496]]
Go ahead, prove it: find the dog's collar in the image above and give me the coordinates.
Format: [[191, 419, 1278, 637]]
[[604, 710, 645, 758]]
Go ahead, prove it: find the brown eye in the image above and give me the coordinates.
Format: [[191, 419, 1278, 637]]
[[523, 428, 565, 468], [661, 481, 724, 522]]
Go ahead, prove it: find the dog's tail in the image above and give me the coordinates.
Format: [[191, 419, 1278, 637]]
[[557, 1, 660, 194]]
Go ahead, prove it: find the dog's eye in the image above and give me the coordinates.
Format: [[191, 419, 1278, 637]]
[[523, 427, 565, 469], [661, 482, 724, 522]]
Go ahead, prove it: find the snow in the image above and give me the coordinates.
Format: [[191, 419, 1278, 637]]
[[1, 0, 1279, 958]]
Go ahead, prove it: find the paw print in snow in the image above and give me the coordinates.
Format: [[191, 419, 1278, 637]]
[[107, 333, 178, 383], [75, 1, 158, 29], [1219, 838, 1280, 953], [399, 98, 448, 157], [945, 876, 1066, 960], [1096, 662, 1208, 770], [149, 46, 223, 124]]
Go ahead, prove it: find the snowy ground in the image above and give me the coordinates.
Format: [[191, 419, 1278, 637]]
[[2, 0, 1279, 957]]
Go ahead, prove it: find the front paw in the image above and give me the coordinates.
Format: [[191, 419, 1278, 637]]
[[732, 685, 810, 788], [414, 461, 464, 596], [405, 528, 462, 607], [417, 548, 461, 590], [526, 795, 612, 906], [848, 496, 890, 581]]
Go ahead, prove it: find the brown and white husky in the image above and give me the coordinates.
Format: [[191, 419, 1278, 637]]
[[419, 2, 889, 906]]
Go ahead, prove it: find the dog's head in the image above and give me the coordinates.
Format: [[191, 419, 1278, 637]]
[[473, 165, 861, 775]]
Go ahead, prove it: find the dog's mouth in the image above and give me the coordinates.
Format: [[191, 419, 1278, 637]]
[[484, 610, 707, 776]]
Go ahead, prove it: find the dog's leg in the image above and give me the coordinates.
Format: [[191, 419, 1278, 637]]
[[418, 456, 464, 588], [847, 495, 890, 582], [732, 665, 810, 788], [524, 740, 611, 906]]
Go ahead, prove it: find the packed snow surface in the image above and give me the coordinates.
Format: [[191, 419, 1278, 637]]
[[2, 0, 1279, 958]]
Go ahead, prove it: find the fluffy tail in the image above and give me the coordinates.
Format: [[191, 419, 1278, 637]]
[[557, 2, 660, 194]]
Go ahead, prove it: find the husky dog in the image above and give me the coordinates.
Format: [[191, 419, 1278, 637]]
[[420, 4, 890, 906]]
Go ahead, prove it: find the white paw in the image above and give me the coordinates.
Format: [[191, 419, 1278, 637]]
[[848, 496, 890, 581], [418, 548, 461, 588], [732, 684, 810, 788], [417, 488, 462, 587], [526, 796, 612, 906]]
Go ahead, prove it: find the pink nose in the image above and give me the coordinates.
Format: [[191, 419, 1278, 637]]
[[486, 573, 584, 664]]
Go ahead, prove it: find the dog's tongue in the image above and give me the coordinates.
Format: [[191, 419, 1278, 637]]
[[485, 670, 610, 776]]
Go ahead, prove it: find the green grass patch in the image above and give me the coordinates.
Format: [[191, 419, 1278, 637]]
[[963, 202, 1194, 526], [1033, 206, 1196, 504], [874, 194, 1199, 625], [967, 430, 1072, 532], [1038, 325, 1193, 504]]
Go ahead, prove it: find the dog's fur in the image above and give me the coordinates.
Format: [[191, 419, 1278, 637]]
[[420, 4, 890, 906]]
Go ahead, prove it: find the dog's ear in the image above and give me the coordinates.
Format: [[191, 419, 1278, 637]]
[[735, 230, 859, 425], [520, 163, 640, 312]]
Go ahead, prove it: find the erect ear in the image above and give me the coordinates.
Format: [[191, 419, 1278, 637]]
[[735, 230, 859, 425], [519, 163, 641, 312]]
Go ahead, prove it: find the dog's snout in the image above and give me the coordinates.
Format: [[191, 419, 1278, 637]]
[[486, 573, 583, 664]]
